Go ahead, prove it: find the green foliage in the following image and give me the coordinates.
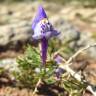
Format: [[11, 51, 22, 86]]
[[13, 45, 56, 88], [48, 38, 75, 59], [0, 67, 5, 74], [91, 32, 96, 40], [13, 40, 88, 95], [13, 46, 41, 88], [1, 0, 96, 7], [0, 0, 21, 2], [0, 0, 35, 3], [46, 0, 96, 7], [61, 74, 88, 96]]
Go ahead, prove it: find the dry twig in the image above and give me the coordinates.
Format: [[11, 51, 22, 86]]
[[32, 79, 41, 96], [59, 43, 96, 95]]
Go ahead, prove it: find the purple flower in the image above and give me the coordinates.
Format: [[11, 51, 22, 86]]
[[32, 5, 60, 65], [55, 68, 65, 79], [54, 54, 66, 79], [32, 5, 47, 31], [32, 5, 60, 40], [54, 54, 65, 64]]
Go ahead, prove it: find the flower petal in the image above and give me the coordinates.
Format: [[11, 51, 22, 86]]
[[32, 5, 47, 30], [32, 6, 60, 40]]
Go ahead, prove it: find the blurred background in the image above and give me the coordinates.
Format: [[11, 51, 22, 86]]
[[0, 0, 96, 95], [0, 0, 96, 58]]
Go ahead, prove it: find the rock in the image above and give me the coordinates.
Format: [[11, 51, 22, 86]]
[[0, 21, 33, 51], [50, 16, 80, 41], [0, 2, 61, 51], [0, 1, 95, 59], [50, 16, 96, 59], [0, 58, 17, 72], [50, 16, 81, 51]]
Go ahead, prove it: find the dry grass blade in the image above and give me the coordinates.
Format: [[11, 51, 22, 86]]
[[59, 43, 96, 95]]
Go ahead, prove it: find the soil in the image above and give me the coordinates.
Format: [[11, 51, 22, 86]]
[[0, 81, 93, 96]]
